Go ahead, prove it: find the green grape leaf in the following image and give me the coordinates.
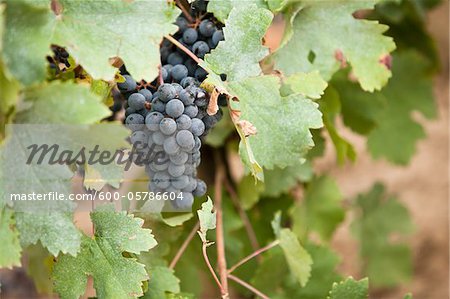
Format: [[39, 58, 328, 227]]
[[15, 212, 81, 256], [280, 71, 328, 99], [53, 206, 155, 299], [16, 81, 110, 124], [279, 228, 312, 287], [229, 76, 323, 170], [294, 244, 342, 299], [2, 0, 54, 85], [0, 59, 20, 118], [144, 266, 180, 299], [251, 247, 288, 296], [291, 176, 345, 242], [0, 208, 21, 268], [351, 183, 413, 287], [273, 1, 396, 91], [91, 204, 157, 254], [238, 174, 264, 210], [204, 4, 273, 82], [197, 198, 216, 243], [25, 244, 54, 294], [207, 0, 268, 23], [366, 51, 436, 164], [328, 277, 369, 299], [336, 51, 435, 164], [261, 160, 313, 198], [318, 87, 356, 164], [52, 0, 178, 81]]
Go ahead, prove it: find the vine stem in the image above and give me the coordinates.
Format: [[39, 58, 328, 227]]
[[202, 243, 224, 294], [175, 0, 194, 23], [227, 240, 280, 274], [169, 222, 200, 269], [214, 151, 229, 298], [228, 274, 270, 299], [164, 35, 200, 64], [224, 178, 260, 254]]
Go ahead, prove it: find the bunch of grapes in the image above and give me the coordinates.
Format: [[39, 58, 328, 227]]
[[117, 2, 226, 209]]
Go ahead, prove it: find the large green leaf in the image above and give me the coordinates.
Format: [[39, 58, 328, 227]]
[[16, 81, 110, 124], [351, 183, 413, 287], [229, 76, 322, 170], [274, 0, 396, 91], [2, 0, 54, 85], [0, 208, 21, 268], [335, 51, 436, 164], [207, 0, 268, 23], [292, 176, 345, 242], [205, 4, 272, 82], [53, 205, 156, 299], [52, 0, 179, 81], [144, 266, 180, 299]]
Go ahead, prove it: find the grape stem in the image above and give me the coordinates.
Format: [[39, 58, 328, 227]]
[[227, 240, 280, 274], [169, 222, 199, 269], [202, 242, 225, 296], [214, 151, 229, 298], [164, 35, 200, 64], [228, 274, 270, 299], [175, 0, 194, 23], [224, 177, 261, 255]]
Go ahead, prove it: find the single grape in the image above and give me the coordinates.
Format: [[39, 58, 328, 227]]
[[138, 89, 153, 102], [176, 130, 195, 150], [171, 83, 183, 94], [184, 105, 198, 118], [161, 46, 171, 63], [162, 67, 169, 82], [182, 176, 197, 192], [190, 118, 205, 136], [183, 28, 198, 44], [168, 163, 185, 177], [170, 65, 188, 82], [176, 114, 192, 130], [194, 67, 208, 81], [179, 89, 195, 106], [152, 131, 166, 146], [118, 75, 137, 92], [151, 98, 166, 113], [212, 30, 224, 47], [166, 99, 184, 118], [130, 130, 147, 148], [193, 179, 207, 197], [169, 151, 189, 165], [158, 84, 177, 102], [172, 175, 189, 189], [194, 97, 207, 107], [152, 91, 160, 99], [218, 94, 227, 106], [175, 16, 189, 32], [149, 160, 169, 172], [159, 118, 177, 135], [126, 113, 144, 131], [125, 107, 136, 117], [152, 172, 171, 189], [203, 115, 218, 130], [193, 136, 202, 152], [145, 111, 164, 131], [167, 52, 184, 65], [128, 93, 146, 110], [199, 20, 215, 37], [180, 77, 198, 88], [163, 136, 180, 155], [192, 41, 209, 59], [184, 163, 195, 175], [173, 192, 194, 209]]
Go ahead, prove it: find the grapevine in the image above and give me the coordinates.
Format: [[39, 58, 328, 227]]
[[0, 0, 445, 298]]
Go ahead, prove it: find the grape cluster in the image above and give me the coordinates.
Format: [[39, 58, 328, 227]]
[[117, 2, 226, 209], [160, 15, 224, 83]]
